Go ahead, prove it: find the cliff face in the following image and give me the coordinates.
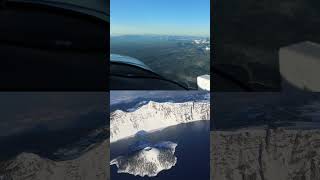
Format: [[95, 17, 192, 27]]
[[110, 101, 210, 142], [211, 129, 320, 180]]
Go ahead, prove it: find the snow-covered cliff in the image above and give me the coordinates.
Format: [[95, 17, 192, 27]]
[[211, 129, 320, 180], [110, 101, 210, 143]]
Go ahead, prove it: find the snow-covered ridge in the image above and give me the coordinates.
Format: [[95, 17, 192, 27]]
[[110, 101, 210, 143], [0, 139, 109, 180]]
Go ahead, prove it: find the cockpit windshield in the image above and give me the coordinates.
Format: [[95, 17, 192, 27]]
[[110, 0, 210, 89]]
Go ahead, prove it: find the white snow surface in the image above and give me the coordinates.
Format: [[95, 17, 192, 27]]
[[110, 141, 177, 177], [110, 101, 210, 143]]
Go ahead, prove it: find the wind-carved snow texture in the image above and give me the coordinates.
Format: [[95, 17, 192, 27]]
[[110, 101, 210, 142], [110, 131, 178, 177], [211, 129, 320, 180]]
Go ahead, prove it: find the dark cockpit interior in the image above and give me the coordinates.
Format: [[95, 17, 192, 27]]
[[0, 0, 108, 90], [110, 62, 188, 90]]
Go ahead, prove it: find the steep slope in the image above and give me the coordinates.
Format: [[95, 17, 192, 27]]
[[110, 101, 210, 142], [211, 129, 320, 180], [0, 139, 109, 180]]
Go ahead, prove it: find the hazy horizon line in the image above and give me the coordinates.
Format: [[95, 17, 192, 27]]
[[110, 33, 210, 38]]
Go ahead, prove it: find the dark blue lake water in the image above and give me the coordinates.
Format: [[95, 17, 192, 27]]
[[110, 121, 210, 180]]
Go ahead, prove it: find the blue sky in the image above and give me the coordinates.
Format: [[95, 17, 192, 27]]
[[111, 0, 210, 36]]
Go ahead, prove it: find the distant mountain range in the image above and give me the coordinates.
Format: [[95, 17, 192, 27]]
[[111, 34, 210, 42]]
